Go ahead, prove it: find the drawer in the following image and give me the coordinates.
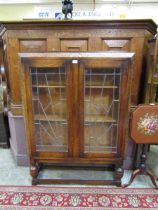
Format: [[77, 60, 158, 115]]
[[19, 39, 46, 52], [61, 39, 87, 52], [102, 39, 130, 51]]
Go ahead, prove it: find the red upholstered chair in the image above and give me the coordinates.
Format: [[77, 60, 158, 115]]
[[123, 104, 158, 188]]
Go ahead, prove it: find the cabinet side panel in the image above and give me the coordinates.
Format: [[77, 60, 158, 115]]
[[130, 37, 144, 105], [7, 38, 21, 110]]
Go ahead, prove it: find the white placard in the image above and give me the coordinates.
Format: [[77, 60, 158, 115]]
[[54, 10, 125, 20], [54, 11, 105, 20], [25, 7, 126, 20]]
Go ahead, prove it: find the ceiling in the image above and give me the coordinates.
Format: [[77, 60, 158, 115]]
[[0, 0, 158, 4]]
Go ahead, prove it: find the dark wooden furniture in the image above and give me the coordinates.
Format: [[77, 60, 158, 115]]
[[0, 20, 157, 167], [0, 39, 9, 148], [19, 52, 134, 185], [123, 104, 158, 188]]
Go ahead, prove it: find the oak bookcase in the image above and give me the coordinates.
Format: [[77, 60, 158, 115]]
[[19, 52, 134, 185]]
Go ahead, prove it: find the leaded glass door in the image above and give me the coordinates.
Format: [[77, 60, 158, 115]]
[[30, 67, 68, 154], [84, 68, 120, 156]]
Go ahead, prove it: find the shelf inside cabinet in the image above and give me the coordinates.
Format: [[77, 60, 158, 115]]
[[34, 114, 116, 123], [32, 85, 65, 88], [32, 85, 118, 89], [86, 85, 118, 89], [85, 115, 117, 123], [34, 114, 67, 122]]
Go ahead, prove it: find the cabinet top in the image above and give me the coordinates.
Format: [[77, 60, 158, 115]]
[[19, 51, 134, 68], [0, 19, 157, 36], [20, 51, 135, 59]]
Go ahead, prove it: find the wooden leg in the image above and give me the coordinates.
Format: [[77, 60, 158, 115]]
[[115, 166, 124, 187], [122, 144, 158, 188], [148, 166, 158, 181], [146, 171, 158, 188], [30, 161, 40, 185], [122, 169, 141, 188], [122, 169, 158, 188], [32, 178, 38, 185]]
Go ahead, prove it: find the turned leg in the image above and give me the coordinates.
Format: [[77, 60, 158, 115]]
[[30, 160, 40, 185], [115, 165, 124, 187], [146, 171, 158, 188]]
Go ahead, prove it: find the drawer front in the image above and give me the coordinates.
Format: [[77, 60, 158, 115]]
[[61, 39, 88, 52], [102, 39, 130, 51], [19, 40, 46, 52]]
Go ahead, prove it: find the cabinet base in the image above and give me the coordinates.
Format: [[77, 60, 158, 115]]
[[32, 178, 121, 186], [30, 164, 122, 187]]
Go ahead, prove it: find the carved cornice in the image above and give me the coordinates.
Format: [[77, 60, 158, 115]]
[[0, 19, 157, 36]]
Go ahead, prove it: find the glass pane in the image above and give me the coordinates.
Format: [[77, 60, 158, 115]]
[[30, 67, 68, 152], [84, 68, 121, 154]]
